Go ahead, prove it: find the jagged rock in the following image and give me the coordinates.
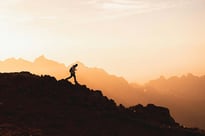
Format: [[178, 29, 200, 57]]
[[129, 104, 179, 127]]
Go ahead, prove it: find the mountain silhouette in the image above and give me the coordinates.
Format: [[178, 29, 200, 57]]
[[75, 62, 146, 105], [0, 56, 145, 105], [144, 74, 205, 129], [0, 56, 205, 129], [0, 56, 68, 80], [0, 72, 204, 136]]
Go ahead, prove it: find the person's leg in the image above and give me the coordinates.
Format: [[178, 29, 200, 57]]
[[65, 74, 73, 80], [73, 74, 78, 84]]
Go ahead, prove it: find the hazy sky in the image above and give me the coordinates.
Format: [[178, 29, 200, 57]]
[[0, 0, 205, 83]]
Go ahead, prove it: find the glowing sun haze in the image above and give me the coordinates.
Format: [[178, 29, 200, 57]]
[[0, 0, 205, 83]]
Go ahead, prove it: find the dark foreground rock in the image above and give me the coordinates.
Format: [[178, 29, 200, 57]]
[[0, 72, 204, 136]]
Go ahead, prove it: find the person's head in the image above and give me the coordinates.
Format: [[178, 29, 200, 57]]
[[74, 64, 78, 67]]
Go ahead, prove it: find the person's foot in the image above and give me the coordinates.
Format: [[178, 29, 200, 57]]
[[75, 82, 80, 85]]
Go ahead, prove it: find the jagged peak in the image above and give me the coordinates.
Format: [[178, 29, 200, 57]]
[[34, 55, 48, 62]]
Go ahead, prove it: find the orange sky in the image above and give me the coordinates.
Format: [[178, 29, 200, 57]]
[[0, 0, 205, 83]]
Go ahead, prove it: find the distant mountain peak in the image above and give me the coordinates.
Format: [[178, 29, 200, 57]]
[[34, 55, 48, 62], [4, 57, 17, 62]]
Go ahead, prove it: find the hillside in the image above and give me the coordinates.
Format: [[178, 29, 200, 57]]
[[0, 72, 204, 136], [0, 56, 205, 129]]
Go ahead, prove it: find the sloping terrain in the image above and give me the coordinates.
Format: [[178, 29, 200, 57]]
[[0, 72, 204, 136]]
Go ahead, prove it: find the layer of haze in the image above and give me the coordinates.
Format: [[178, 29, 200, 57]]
[[0, 0, 205, 83]]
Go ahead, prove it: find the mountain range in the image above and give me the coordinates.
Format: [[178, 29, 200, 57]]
[[0, 56, 204, 129], [0, 72, 204, 136]]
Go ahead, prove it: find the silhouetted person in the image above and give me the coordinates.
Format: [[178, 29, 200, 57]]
[[66, 64, 78, 84]]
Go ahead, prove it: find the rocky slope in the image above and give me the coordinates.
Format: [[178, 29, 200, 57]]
[[0, 72, 204, 136]]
